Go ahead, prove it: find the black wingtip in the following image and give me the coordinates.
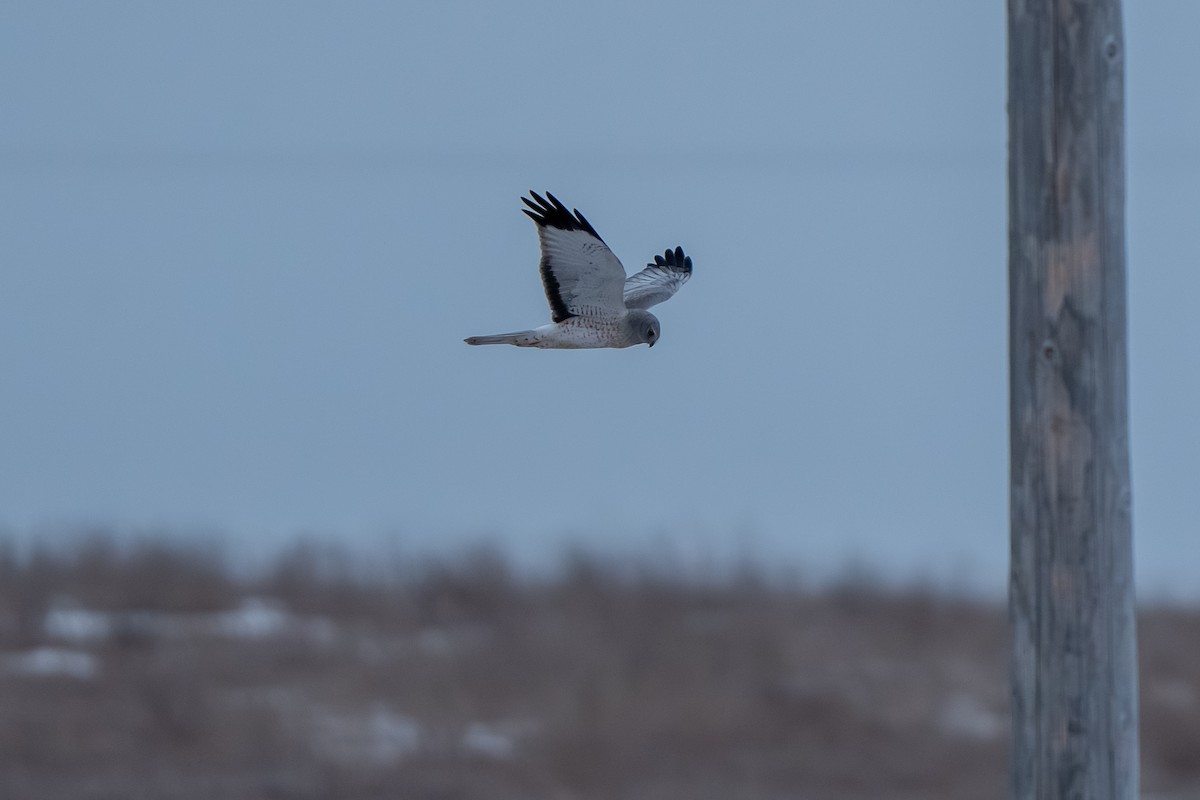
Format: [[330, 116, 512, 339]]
[[652, 245, 693, 275], [519, 190, 605, 242]]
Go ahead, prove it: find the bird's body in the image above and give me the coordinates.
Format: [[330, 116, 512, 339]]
[[465, 192, 692, 349], [465, 311, 658, 349]]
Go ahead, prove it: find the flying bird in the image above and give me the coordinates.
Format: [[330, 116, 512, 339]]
[[464, 191, 692, 348]]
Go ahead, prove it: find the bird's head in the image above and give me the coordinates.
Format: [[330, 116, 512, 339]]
[[627, 309, 661, 347]]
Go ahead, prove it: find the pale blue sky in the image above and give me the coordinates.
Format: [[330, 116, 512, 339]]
[[1, 3, 1197, 595]]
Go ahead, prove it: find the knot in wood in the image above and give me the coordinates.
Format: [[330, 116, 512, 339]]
[[1103, 35, 1120, 61]]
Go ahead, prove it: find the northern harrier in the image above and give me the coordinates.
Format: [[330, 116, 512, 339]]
[[465, 191, 692, 348]]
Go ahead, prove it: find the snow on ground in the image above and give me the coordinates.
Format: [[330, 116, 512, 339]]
[[354, 624, 493, 664], [311, 705, 423, 765], [42, 603, 112, 643], [0, 647, 99, 680], [208, 597, 336, 643], [461, 720, 537, 760], [937, 693, 1004, 740], [42, 596, 335, 645], [309, 705, 538, 766]]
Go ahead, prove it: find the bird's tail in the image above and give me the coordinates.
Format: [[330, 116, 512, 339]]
[[464, 330, 541, 347]]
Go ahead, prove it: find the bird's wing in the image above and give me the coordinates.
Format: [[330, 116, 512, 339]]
[[521, 191, 628, 322], [623, 246, 693, 310]]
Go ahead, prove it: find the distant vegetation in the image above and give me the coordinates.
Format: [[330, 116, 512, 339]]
[[0, 535, 1196, 800]]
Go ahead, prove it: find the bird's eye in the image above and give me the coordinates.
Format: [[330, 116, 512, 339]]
[[647, 329, 656, 338]]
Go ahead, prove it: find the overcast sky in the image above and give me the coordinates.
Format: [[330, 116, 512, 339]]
[[1, 3, 1197, 595]]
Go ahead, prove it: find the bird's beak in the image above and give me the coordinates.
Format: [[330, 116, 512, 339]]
[[648, 340, 655, 348]]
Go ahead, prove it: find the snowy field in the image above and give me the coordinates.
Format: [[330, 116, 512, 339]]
[[0, 538, 1197, 800]]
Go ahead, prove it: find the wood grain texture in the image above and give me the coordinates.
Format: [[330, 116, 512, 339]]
[[1007, 1, 1137, 799]]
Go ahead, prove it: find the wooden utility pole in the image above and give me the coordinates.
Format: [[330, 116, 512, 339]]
[[1007, 1, 1137, 799]]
